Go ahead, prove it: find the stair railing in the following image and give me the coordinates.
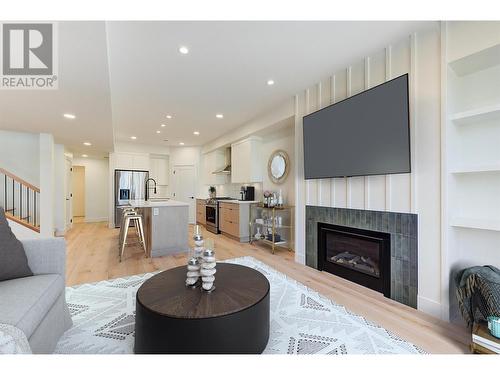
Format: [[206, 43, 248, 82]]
[[0, 167, 40, 232]]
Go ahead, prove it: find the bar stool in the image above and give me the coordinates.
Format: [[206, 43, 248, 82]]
[[119, 208, 137, 247], [119, 209, 147, 262]]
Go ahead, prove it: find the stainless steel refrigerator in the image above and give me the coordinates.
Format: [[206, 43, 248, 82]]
[[114, 169, 149, 227]]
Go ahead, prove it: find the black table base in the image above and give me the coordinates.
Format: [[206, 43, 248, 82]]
[[134, 290, 270, 354]]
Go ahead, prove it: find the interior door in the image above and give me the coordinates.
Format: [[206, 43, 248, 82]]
[[172, 165, 196, 224], [65, 158, 73, 229]]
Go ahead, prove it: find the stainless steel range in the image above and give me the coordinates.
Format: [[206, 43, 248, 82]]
[[205, 197, 232, 234]]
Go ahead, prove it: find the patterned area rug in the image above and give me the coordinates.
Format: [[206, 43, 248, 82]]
[[55, 256, 424, 354]]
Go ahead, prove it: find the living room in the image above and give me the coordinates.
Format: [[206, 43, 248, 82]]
[[1, 1, 499, 373]]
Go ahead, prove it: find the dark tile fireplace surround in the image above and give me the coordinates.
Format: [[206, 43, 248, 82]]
[[306, 206, 418, 308]]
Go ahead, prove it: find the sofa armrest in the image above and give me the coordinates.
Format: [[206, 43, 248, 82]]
[[21, 238, 66, 280]]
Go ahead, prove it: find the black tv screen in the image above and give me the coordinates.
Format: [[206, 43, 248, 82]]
[[303, 74, 410, 179]]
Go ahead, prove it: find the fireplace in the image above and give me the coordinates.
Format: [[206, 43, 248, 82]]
[[318, 223, 391, 297]]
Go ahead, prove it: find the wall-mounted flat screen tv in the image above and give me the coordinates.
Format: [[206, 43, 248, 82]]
[[303, 74, 410, 179]]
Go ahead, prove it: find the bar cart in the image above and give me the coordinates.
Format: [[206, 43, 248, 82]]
[[249, 203, 294, 253]]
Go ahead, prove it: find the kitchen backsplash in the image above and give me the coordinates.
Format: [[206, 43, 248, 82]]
[[208, 182, 262, 200]]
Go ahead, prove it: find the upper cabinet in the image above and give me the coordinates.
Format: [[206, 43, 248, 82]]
[[150, 155, 169, 186], [149, 155, 169, 198], [114, 152, 150, 171], [231, 137, 262, 183], [203, 149, 227, 185]]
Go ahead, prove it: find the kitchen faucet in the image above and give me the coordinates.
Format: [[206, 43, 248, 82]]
[[145, 178, 157, 201]]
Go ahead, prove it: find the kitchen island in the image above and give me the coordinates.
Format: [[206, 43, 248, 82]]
[[128, 199, 189, 257]]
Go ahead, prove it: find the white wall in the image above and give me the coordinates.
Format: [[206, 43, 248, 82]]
[[294, 25, 443, 318], [0, 130, 42, 239], [7, 220, 41, 240], [259, 124, 295, 205], [53, 144, 67, 235], [0, 130, 60, 238], [39, 134, 55, 237], [0, 130, 40, 185], [73, 157, 109, 222]]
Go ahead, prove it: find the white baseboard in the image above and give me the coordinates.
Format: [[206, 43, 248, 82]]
[[295, 253, 305, 265], [84, 217, 108, 223], [417, 295, 443, 319], [55, 228, 66, 237]]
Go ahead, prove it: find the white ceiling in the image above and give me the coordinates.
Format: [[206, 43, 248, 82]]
[[0, 21, 435, 156], [0, 21, 113, 158]]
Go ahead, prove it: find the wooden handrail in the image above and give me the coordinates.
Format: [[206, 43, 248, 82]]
[[5, 211, 40, 233], [0, 168, 40, 193]]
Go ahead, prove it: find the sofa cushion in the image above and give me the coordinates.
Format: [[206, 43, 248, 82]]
[[0, 208, 33, 281], [0, 274, 64, 338]]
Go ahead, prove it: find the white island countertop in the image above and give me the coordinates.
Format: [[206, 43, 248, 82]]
[[128, 199, 189, 208]]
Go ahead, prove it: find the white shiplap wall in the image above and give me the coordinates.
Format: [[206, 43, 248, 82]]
[[294, 25, 443, 318], [303, 38, 414, 214]]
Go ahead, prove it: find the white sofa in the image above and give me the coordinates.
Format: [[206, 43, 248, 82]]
[[0, 238, 73, 353]]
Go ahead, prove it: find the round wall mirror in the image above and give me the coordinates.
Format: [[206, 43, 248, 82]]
[[268, 150, 290, 184]]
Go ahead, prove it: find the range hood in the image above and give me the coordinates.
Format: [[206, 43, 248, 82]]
[[212, 147, 231, 175]]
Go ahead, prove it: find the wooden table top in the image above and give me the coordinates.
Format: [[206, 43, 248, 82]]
[[136, 263, 270, 319]]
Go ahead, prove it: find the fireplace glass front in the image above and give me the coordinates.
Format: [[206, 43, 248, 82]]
[[318, 223, 391, 297]]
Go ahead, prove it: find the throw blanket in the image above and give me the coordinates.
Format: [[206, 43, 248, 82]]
[[0, 324, 31, 354], [455, 265, 500, 326]]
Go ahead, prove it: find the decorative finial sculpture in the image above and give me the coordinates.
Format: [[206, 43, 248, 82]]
[[186, 257, 200, 287], [186, 225, 204, 287], [186, 226, 216, 292], [201, 248, 216, 292]]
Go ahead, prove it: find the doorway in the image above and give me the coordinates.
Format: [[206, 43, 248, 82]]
[[73, 166, 86, 222], [172, 165, 196, 224]]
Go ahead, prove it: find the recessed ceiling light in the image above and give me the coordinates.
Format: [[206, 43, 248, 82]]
[[193, 131, 200, 135], [267, 79, 275, 86], [179, 142, 185, 146], [179, 46, 189, 55], [83, 142, 92, 146], [82, 154, 88, 158], [166, 115, 172, 119], [130, 136, 137, 140], [156, 130, 161, 134], [161, 123, 166, 127], [63, 113, 76, 119], [216, 114, 224, 119]]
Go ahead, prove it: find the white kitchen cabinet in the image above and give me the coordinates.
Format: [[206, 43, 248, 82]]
[[114, 152, 150, 171], [149, 155, 169, 198], [132, 154, 150, 171], [231, 137, 262, 183], [203, 149, 227, 185], [150, 156, 169, 185], [114, 153, 134, 170]]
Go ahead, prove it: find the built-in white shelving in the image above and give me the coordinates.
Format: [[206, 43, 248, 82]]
[[450, 217, 500, 232], [448, 43, 500, 76], [450, 162, 500, 174], [451, 103, 500, 125], [441, 22, 500, 323]]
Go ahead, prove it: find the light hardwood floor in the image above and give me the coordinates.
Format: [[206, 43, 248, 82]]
[[65, 221, 470, 354]]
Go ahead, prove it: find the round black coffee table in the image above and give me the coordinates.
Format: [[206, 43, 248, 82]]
[[134, 263, 270, 354]]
